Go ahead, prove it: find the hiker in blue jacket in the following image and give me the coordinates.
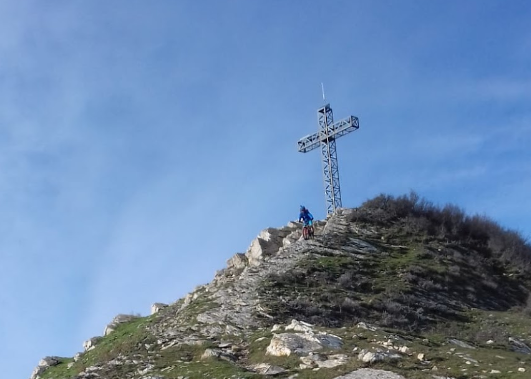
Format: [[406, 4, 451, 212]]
[[298, 205, 314, 227]]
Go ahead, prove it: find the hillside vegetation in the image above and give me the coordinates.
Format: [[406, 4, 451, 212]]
[[34, 193, 531, 379]]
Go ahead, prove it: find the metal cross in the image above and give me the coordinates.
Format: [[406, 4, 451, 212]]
[[297, 103, 359, 215]]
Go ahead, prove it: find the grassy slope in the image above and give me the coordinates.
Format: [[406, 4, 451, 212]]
[[40, 193, 531, 379]]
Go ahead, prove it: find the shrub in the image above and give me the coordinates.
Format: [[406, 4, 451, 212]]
[[418, 279, 443, 291], [355, 192, 531, 273], [338, 272, 353, 288], [341, 297, 360, 313]]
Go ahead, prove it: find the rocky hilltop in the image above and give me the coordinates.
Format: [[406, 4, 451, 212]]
[[32, 194, 531, 379]]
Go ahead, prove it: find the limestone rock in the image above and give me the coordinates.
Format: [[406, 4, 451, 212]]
[[266, 333, 322, 356], [201, 348, 222, 359], [285, 319, 314, 333], [448, 338, 475, 349], [266, 332, 342, 356], [314, 332, 343, 349], [343, 238, 379, 254], [509, 337, 531, 354], [83, 336, 103, 352], [39, 356, 60, 367], [250, 363, 287, 375], [182, 292, 194, 308], [301, 353, 349, 368], [358, 349, 401, 363], [300, 353, 323, 367], [227, 252, 248, 269], [357, 322, 378, 331], [104, 314, 140, 336], [137, 364, 154, 375], [30, 356, 61, 379], [196, 312, 218, 324], [333, 368, 406, 379], [245, 227, 296, 266], [150, 303, 168, 315]]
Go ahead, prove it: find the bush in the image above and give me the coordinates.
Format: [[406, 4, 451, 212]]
[[355, 192, 531, 273], [338, 272, 353, 288]]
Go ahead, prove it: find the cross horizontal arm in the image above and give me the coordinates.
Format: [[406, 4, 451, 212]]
[[297, 115, 359, 153], [297, 132, 321, 152], [326, 115, 359, 140]]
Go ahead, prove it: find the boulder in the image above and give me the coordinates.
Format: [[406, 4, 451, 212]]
[[39, 356, 60, 367], [314, 332, 343, 349], [358, 349, 401, 363], [333, 368, 406, 379], [344, 238, 379, 254], [227, 253, 248, 269], [245, 228, 294, 266], [448, 338, 475, 349], [266, 333, 322, 356], [285, 319, 314, 333], [317, 354, 349, 368], [200, 347, 235, 362], [83, 337, 103, 352], [104, 314, 140, 336], [357, 322, 378, 331], [250, 363, 287, 375], [150, 303, 168, 315], [301, 353, 349, 368], [509, 337, 531, 354], [181, 291, 201, 309], [201, 348, 222, 360], [266, 332, 342, 356], [30, 356, 61, 379]]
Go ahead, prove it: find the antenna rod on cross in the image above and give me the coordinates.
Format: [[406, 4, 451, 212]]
[[321, 83, 326, 102], [297, 102, 360, 215]]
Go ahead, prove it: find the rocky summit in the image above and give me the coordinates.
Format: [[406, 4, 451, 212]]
[[32, 194, 531, 379]]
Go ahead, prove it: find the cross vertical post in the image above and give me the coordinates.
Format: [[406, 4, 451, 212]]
[[297, 103, 359, 215]]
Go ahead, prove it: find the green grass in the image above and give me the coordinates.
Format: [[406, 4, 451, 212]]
[[37, 357, 74, 379], [38, 206, 531, 379], [148, 341, 259, 379], [41, 316, 155, 379]]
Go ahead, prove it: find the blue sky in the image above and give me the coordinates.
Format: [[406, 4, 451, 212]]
[[1, 1, 530, 377]]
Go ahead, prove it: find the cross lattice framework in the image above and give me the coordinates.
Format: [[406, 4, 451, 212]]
[[297, 103, 359, 215]]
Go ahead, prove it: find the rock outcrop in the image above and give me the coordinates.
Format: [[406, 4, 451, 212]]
[[334, 368, 406, 379], [103, 314, 140, 336], [29, 205, 531, 379], [150, 303, 168, 315], [29, 357, 60, 379], [82, 336, 102, 352]]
